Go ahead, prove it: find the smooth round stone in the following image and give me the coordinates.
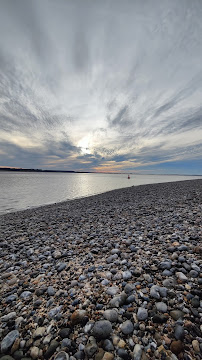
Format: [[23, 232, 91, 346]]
[[59, 328, 71, 338], [174, 325, 184, 340], [162, 270, 172, 276], [121, 320, 134, 335], [1, 330, 19, 353], [156, 302, 168, 313], [92, 320, 112, 339], [170, 340, 183, 355], [191, 297, 200, 308], [103, 309, 118, 322], [189, 270, 199, 278], [30, 346, 39, 359], [0, 357, 15, 360], [137, 307, 148, 321], [54, 351, 70, 360]]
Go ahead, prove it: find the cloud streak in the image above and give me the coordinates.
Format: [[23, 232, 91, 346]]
[[0, 0, 202, 174]]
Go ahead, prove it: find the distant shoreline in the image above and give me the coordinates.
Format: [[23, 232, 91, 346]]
[[0, 167, 201, 176]]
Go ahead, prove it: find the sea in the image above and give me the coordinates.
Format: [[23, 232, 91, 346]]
[[0, 171, 201, 215]]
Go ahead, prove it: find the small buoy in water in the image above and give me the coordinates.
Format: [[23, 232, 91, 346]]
[[128, 174, 130, 179]]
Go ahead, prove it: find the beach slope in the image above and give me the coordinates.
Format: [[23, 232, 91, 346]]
[[0, 180, 201, 359]]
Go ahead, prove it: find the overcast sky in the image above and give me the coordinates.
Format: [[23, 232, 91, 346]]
[[0, 0, 202, 174]]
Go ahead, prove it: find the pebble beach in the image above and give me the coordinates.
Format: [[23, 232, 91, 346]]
[[0, 180, 201, 360]]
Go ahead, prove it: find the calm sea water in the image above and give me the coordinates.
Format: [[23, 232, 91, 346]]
[[0, 171, 201, 215]]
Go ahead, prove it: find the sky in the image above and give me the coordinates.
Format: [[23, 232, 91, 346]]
[[0, 0, 202, 174]]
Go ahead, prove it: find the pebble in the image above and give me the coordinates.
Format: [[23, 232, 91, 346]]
[[103, 309, 118, 322], [120, 320, 134, 335], [155, 302, 168, 313], [133, 344, 142, 360], [92, 320, 112, 339], [0, 180, 201, 360], [170, 340, 184, 355], [137, 307, 148, 321], [1, 330, 19, 353], [54, 352, 70, 360], [30, 346, 39, 359]]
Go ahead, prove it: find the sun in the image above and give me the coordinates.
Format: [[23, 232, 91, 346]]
[[77, 135, 92, 155]]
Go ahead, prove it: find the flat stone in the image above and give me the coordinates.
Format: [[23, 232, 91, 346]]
[[1, 312, 16, 322], [133, 344, 142, 360], [106, 287, 119, 296], [176, 272, 188, 282], [1, 330, 19, 353], [102, 352, 114, 360], [192, 340, 200, 353], [20, 291, 32, 300]]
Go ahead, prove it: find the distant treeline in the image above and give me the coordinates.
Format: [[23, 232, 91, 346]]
[[0, 167, 88, 173]]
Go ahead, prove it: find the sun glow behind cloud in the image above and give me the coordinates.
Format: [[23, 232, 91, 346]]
[[0, 0, 202, 174]]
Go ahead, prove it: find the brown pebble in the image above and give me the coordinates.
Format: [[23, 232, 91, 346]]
[[170, 340, 184, 355], [102, 352, 114, 360], [192, 340, 200, 353]]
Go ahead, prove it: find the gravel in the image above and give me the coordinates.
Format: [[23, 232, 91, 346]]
[[0, 179, 201, 359]]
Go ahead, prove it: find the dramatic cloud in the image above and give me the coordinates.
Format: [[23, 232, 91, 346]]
[[0, 0, 202, 173]]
